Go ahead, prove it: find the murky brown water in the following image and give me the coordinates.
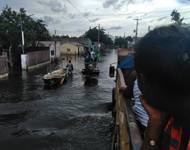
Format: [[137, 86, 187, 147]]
[[0, 50, 117, 150]]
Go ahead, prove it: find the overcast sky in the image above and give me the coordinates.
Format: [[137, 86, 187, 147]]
[[0, 0, 190, 37]]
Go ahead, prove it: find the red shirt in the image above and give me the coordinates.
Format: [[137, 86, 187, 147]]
[[162, 118, 190, 150]]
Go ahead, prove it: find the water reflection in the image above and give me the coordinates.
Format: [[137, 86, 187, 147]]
[[0, 111, 28, 126]]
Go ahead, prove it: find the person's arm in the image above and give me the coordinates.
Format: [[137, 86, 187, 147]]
[[140, 96, 168, 150]]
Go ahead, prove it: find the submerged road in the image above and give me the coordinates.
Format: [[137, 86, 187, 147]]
[[0, 50, 117, 150]]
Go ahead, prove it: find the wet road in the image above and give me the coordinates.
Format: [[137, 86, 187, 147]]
[[0, 50, 117, 150]]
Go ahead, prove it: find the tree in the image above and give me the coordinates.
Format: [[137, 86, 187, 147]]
[[171, 9, 184, 25], [83, 27, 113, 46], [114, 36, 132, 48], [0, 6, 50, 50], [0, 6, 50, 68]]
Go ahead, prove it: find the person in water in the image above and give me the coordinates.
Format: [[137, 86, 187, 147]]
[[66, 60, 73, 75], [135, 25, 190, 150]]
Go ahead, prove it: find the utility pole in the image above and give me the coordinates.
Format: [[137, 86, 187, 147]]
[[54, 30, 57, 59], [98, 24, 100, 51], [20, 11, 24, 54], [124, 32, 126, 48], [134, 18, 141, 44]]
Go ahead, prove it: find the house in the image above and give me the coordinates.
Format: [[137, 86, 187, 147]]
[[38, 37, 92, 58], [59, 42, 84, 56], [38, 41, 61, 62]]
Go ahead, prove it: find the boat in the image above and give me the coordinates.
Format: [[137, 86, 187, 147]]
[[82, 68, 100, 76], [43, 68, 67, 88], [84, 75, 98, 86], [82, 64, 99, 86], [82, 64, 100, 76]]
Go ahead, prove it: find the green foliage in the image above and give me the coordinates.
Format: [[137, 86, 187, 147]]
[[83, 27, 113, 46], [114, 36, 132, 48], [0, 6, 50, 49], [171, 9, 184, 25]]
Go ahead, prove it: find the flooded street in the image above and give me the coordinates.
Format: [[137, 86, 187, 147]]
[[0, 50, 117, 150]]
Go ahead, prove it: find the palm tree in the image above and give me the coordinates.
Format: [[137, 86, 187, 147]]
[[171, 9, 184, 25]]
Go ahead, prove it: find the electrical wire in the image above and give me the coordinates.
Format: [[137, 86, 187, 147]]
[[65, 0, 91, 24]]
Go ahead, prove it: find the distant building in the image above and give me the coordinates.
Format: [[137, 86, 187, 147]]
[[59, 42, 84, 56], [38, 41, 58, 62], [38, 37, 92, 58]]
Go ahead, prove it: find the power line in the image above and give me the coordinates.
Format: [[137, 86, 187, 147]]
[[65, 0, 81, 13], [90, 7, 190, 17], [65, 0, 91, 24]]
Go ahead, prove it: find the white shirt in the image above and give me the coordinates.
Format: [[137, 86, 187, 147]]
[[133, 79, 149, 127]]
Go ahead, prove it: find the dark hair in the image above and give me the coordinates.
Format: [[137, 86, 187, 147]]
[[135, 25, 190, 122], [69, 60, 71, 63]]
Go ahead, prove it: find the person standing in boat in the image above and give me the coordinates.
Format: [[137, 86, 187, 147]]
[[66, 60, 73, 75], [84, 50, 91, 68]]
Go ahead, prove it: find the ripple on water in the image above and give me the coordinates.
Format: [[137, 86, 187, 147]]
[[0, 51, 117, 150]]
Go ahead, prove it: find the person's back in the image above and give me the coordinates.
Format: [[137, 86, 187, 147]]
[[66, 60, 73, 74], [135, 25, 190, 149]]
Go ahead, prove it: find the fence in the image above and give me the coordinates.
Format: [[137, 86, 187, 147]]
[[21, 50, 50, 70], [0, 55, 8, 76]]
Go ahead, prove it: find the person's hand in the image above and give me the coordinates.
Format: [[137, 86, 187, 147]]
[[140, 96, 165, 122]]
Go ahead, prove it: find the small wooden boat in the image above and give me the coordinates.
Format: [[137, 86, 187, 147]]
[[43, 68, 67, 87]]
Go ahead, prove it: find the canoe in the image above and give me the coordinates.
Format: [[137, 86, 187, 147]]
[[43, 68, 67, 87]]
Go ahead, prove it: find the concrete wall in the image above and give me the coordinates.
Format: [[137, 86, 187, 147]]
[[21, 50, 50, 70], [0, 55, 8, 78], [28, 50, 50, 66], [38, 41, 61, 58]]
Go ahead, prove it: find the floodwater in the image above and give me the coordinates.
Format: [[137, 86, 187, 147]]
[[0, 50, 117, 150]]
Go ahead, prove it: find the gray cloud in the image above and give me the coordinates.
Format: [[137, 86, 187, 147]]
[[142, 13, 148, 18], [126, 15, 132, 19], [108, 26, 122, 30], [89, 18, 100, 22], [38, 0, 67, 13], [157, 16, 168, 21], [68, 13, 76, 19], [115, 0, 128, 9], [43, 16, 61, 24], [103, 0, 152, 9], [177, 0, 190, 3], [103, 0, 119, 8], [43, 16, 54, 23], [83, 12, 91, 17]]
